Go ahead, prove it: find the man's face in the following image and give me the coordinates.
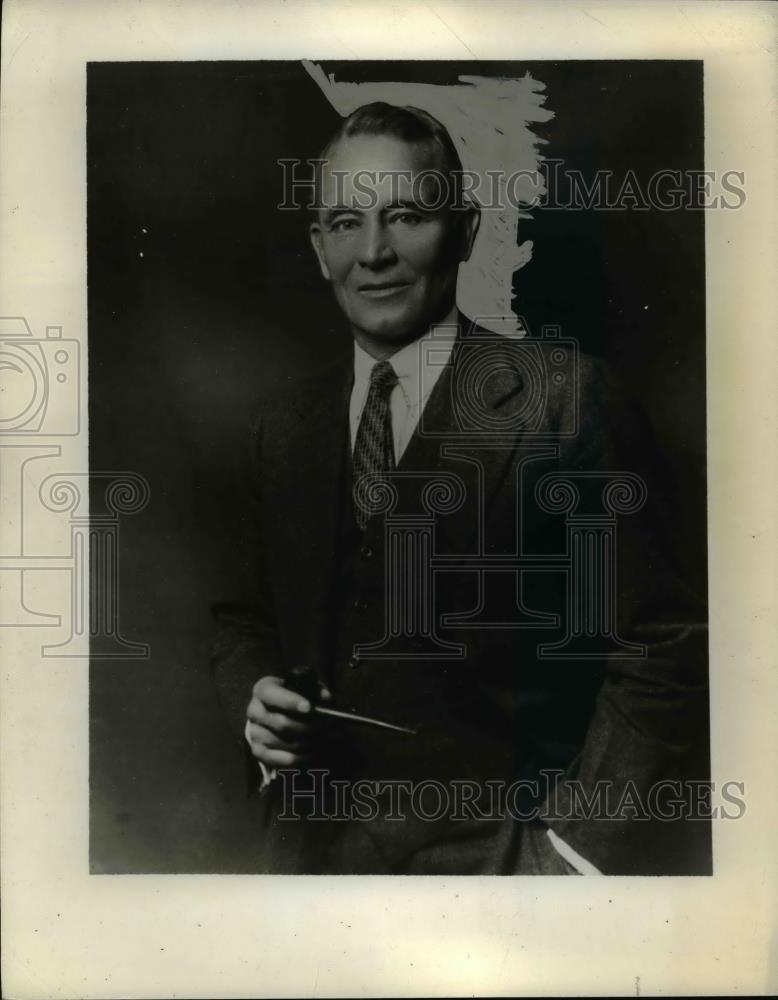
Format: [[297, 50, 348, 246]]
[[310, 134, 478, 351]]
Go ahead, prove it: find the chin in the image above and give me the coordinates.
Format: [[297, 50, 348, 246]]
[[355, 307, 433, 345], [369, 322, 420, 343]]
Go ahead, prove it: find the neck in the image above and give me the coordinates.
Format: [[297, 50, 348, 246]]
[[352, 303, 459, 361]]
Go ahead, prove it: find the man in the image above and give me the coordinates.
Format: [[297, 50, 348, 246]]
[[212, 102, 709, 875]]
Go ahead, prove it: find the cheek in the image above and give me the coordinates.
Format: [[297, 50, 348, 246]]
[[320, 238, 356, 282], [396, 228, 451, 279]]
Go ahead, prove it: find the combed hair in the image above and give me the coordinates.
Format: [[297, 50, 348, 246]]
[[316, 101, 466, 209]]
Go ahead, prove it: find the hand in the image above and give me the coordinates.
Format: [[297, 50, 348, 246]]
[[245, 674, 331, 768]]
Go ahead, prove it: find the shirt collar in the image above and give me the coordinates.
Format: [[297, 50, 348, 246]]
[[352, 305, 459, 411]]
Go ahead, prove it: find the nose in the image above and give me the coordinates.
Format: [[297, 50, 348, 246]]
[[357, 216, 396, 269]]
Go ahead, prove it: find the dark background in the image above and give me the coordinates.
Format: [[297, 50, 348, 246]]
[[88, 60, 706, 872]]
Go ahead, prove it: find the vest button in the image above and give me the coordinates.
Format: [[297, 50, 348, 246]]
[[360, 545, 373, 559], [347, 654, 360, 669], [353, 597, 368, 612]]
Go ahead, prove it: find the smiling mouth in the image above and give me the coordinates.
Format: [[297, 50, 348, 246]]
[[358, 282, 411, 298]]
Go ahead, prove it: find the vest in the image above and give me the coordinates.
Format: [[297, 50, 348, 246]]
[[317, 434, 528, 790]]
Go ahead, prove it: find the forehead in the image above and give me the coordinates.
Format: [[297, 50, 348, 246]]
[[318, 133, 445, 208]]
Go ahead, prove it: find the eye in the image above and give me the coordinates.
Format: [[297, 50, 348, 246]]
[[329, 217, 359, 233], [390, 211, 422, 227]]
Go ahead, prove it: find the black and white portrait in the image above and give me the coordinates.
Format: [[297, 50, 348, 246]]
[[87, 59, 715, 876], [4, 1, 778, 995]]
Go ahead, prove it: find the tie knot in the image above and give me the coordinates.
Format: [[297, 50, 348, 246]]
[[369, 360, 398, 397]]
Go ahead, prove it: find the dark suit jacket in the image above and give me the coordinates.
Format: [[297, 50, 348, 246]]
[[212, 316, 710, 875]]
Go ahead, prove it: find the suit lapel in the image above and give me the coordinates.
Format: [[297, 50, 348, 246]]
[[396, 317, 525, 554]]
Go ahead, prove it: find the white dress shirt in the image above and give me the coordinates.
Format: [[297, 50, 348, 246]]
[[349, 310, 458, 462]]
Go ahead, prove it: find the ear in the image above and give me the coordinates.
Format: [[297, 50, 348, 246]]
[[309, 221, 331, 281], [458, 202, 481, 263]]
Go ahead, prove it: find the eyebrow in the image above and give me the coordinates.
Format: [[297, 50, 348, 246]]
[[321, 199, 432, 222], [321, 206, 362, 221]]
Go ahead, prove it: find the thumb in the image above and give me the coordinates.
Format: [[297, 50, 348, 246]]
[[319, 685, 333, 702]]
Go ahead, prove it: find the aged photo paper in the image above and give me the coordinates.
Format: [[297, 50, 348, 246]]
[[1, 0, 776, 996]]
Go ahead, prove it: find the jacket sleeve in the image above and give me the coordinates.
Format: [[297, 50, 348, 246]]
[[210, 407, 285, 749], [539, 358, 710, 875]]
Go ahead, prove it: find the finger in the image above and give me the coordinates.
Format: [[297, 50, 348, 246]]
[[319, 686, 333, 702], [252, 674, 283, 695], [267, 681, 312, 715], [252, 744, 309, 768], [247, 722, 306, 753], [247, 700, 310, 737], [263, 710, 311, 737], [254, 676, 311, 715]]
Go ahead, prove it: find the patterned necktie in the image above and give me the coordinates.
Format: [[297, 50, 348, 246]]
[[352, 360, 399, 530]]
